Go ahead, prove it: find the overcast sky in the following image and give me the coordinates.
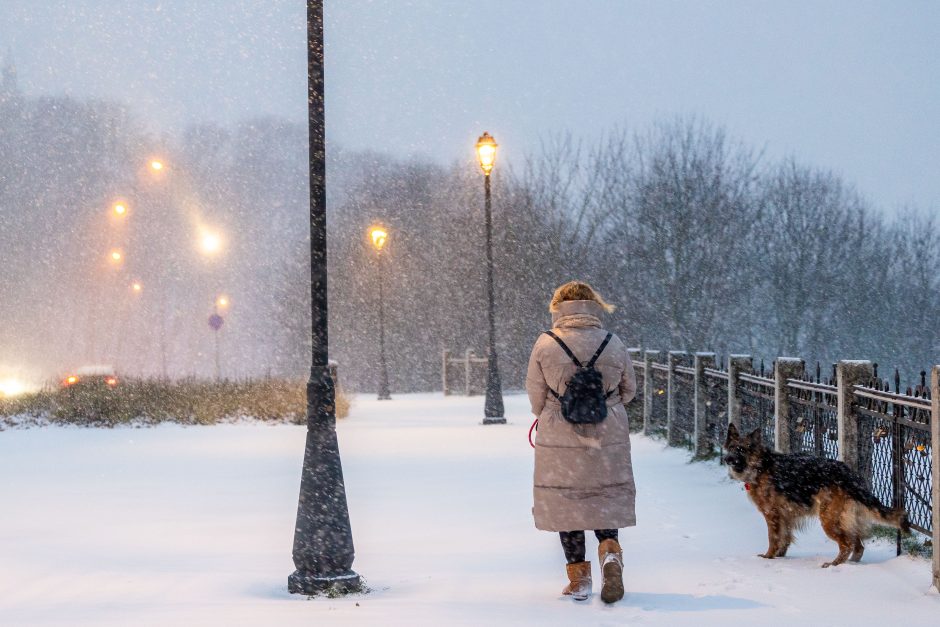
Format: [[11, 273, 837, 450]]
[[1, 0, 937, 213]]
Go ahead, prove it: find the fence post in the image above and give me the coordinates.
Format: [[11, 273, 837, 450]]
[[643, 350, 661, 436], [836, 360, 873, 470], [727, 355, 752, 431], [694, 352, 716, 458], [464, 349, 473, 396], [442, 349, 450, 395], [931, 365, 939, 592], [774, 358, 804, 454], [666, 351, 687, 447]]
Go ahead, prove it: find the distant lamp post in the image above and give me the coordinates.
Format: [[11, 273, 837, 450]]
[[475, 132, 505, 424], [216, 295, 229, 309], [369, 226, 391, 400], [149, 159, 164, 172], [208, 310, 224, 380], [288, 0, 360, 596], [113, 202, 128, 216], [131, 281, 142, 293], [109, 249, 123, 264]]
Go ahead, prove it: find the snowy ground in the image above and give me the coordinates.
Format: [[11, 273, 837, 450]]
[[1, 393, 937, 626]]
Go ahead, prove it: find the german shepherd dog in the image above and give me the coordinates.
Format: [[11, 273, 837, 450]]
[[723, 424, 910, 567]]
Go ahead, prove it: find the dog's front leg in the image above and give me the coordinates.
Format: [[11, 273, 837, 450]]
[[759, 514, 780, 559]]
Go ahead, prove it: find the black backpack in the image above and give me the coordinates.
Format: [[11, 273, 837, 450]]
[[544, 330, 614, 424]]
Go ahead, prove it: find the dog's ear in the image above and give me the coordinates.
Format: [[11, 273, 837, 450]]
[[725, 423, 740, 445], [746, 428, 763, 446]]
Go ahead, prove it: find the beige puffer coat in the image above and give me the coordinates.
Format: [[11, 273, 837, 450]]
[[526, 300, 637, 532]]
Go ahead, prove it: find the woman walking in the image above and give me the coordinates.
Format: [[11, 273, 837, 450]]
[[526, 281, 637, 603]]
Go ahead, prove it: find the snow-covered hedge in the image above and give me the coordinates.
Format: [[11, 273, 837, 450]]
[[0, 379, 351, 427]]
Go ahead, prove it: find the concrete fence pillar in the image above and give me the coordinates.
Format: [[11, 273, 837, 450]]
[[643, 350, 661, 436], [727, 355, 752, 431], [774, 358, 805, 454], [666, 351, 687, 446], [626, 349, 643, 426], [694, 352, 716, 458], [931, 365, 939, 592], [836, 360, 873, 470]]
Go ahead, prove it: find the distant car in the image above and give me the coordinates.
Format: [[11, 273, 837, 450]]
[[61, 365, 119, 389]]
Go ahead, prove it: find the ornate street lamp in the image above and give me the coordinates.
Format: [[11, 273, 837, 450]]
[[475, 132, 505, 424], [370, 226, 392, 400], [288, 0, 361, 596]]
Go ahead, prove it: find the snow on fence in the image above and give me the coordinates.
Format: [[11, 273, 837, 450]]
[[630, 352, 940, 592]]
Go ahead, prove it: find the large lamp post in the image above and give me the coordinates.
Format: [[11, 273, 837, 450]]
[[288, 0, 361, 595], [476, 132, 505, 424], [370, 227, 392, 400]]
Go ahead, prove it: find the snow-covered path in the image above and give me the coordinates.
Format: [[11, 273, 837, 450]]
[[1, 393, 936, 626]]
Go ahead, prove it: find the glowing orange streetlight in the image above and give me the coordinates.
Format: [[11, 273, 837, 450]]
[[110, 250, 123, 264], [475, 131, 504, 423], [475, 132, 498, 176], [369, 227, 388, 251], [200, 230, 222, 256], [150, 159, 164, 172], [216, 295, 229, 309], [131, 281, 143, 293], [113, 202, 128, 216]]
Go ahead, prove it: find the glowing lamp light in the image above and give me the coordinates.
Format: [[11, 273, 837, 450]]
[[113, 202, 127, 216], [657, 388, 666, 395], [132, 282, 143, 293], [110, 250, 123, 263], [369, 227, 388, 251], [65, 375, 79, 386], [200, 231, 222, 255], [216, 295, 229, 308], [0, 378, 26, 398], [106, 377, 118, 387], [475, 132, 498, 175], [150, 159, 164, 171]]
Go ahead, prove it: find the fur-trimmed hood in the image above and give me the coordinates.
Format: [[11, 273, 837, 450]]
[[551, 299, 605, 329]]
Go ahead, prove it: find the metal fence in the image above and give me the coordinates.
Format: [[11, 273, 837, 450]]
[[854, 375, 933, 536], [787, 377, 839, 460], [673, 365, 695, 447], [650, 363, 668, 437], [704, 367, 729, 454], [738, 371, 775, 447]]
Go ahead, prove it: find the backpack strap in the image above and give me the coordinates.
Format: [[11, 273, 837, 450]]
[[543, 331, 582, 368], [586, 332, 613, 368]]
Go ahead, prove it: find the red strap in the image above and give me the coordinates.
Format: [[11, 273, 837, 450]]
[[528, 419, 539, 448]]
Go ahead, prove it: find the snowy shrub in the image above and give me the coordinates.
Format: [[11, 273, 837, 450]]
[[0, 379, 351, 427]]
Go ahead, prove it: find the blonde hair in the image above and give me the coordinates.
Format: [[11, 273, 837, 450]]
[[549, 281, 615, 313]]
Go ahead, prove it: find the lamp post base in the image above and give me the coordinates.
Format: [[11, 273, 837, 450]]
[[288, 569, 362, 595], [482, 416, 507, 425]]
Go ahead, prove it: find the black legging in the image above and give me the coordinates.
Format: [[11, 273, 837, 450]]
[[559, 529, 618, 564]]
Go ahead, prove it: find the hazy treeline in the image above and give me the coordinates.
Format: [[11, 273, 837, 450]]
[[277, 120, 939, 393], [1, 78, 936, 390]]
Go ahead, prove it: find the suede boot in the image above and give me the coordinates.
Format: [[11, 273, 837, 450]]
[[561, 561, 592, 601], [598, 538, 624, 603]]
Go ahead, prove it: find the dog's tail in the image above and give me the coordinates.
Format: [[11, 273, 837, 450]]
[[844, 473, 911, 533], [864, 501, 911, 534]]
